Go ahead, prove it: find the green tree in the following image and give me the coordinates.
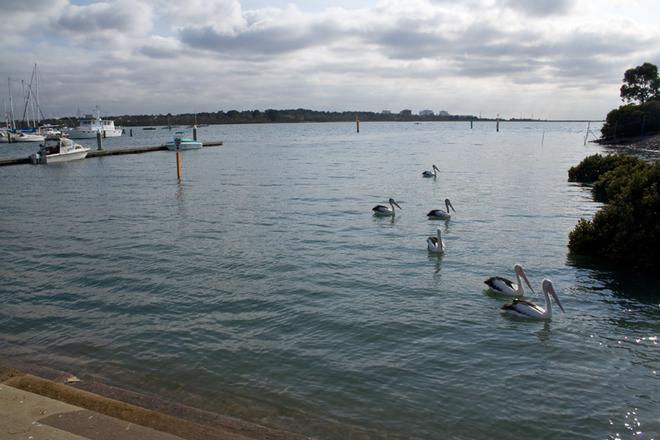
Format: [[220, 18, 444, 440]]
[[620, 62, 660, 104]]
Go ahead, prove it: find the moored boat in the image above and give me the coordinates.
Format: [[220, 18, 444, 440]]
[[30, 136, 90, 164], [165, 131, 202, 150], [66, 109, 122, 139]]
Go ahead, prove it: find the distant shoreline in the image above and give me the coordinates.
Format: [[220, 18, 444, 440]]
[[19, 108, 604, 129]]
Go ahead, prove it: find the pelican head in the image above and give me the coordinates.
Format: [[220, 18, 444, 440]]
[[427, 228, 445, 253], [542, 279, 565, 313], [445, 198, 456, 213], [389, 198, 402, 209], [513, 263, 536, 295]]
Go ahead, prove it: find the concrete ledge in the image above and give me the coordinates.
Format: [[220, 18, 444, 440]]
[[0, 367, 308, 440]]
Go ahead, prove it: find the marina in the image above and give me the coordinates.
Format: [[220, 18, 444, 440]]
[[0, 137, 223, 166], [1, 121, 658, 439]]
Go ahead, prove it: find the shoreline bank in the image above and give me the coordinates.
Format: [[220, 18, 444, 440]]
[[596, 132, 660, 153], [0, 360, 309, 440]]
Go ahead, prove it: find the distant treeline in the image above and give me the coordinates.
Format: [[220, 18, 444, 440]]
[[51, 109, 478, 127]]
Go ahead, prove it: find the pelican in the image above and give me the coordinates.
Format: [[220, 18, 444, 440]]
[[501, 279, 565, 320], [372, 198, 402, 216], [427, 198, 456, 220], [427, 228, 445, 253], [484, 264, 535, 297], [422, 164, 440, 178]]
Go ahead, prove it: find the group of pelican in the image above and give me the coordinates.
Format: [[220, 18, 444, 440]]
[[372, 197, 456, 220], [373, 164, 565, 321], [485, 264, 565, 320]]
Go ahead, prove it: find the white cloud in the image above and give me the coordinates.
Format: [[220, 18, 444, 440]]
[[1, 0, 659, 119]]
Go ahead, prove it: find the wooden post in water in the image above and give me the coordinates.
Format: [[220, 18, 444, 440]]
[[175, 138, 182, 180], [129, 128, 133, 137], [6, 131, 11, 143], [193, 126, 197, 141], [96, 131, 103, 150], [356, 114, 360, 133], [470, 120, 473, 129], [584, 121, 591, 146], [496, 114, 500, 132]]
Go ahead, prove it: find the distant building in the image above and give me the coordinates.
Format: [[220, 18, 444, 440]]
[[419, 110, 434, 116], [381, 110, 392, 114], [437, 110, 450, 117], [399, 109, 412, 117]]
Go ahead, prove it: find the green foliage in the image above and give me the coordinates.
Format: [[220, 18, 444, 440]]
[[600, 100, 660, 139], [568, 156, 660, 273], [620, 62, 660, 104], [567, 153, 640, 183]]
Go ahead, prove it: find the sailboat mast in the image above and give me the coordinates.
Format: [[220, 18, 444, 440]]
[[8, 78, 15, 130], [34, 63, 41, 125]]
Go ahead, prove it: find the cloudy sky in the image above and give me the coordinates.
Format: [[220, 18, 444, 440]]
[[2, 0, 659, 119]]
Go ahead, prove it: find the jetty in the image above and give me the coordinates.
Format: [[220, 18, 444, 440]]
[[0, 141, 223, 167]]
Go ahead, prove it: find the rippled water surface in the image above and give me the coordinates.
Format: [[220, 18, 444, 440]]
[[1, 122, 659, 439]]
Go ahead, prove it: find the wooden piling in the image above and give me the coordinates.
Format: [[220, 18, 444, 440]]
[[356, 114, 360, 133], [130, 129, 133, 137], [193, 126, 197, 141], [176, 151, 182, 180], [470, 120, 473, 129], [6, 131, 11, 143], [96, 131, 103, 151]]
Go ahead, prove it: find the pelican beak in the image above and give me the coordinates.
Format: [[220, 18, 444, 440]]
[[394, 201, 402, 209], [521, 271, 536, 295], [549, 285, 565, 313], [446, 199, 456, 212]]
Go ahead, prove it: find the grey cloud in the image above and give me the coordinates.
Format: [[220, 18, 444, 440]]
[[54, 4, 146, 34], [179, 21, 339, 56], [139, 46, 179, 59], [3, 0, 58, 12], [499, 0, 574, 16]]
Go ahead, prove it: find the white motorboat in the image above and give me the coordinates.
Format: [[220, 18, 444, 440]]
[[11, 131, 45, 142], [165, 131, 202, 150], [66, 109, 122, 139], [30, 136, 90, 164]]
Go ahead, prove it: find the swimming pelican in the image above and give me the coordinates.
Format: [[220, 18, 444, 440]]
[[484, 264, 535, 297], [422, 164, 440, 178], [427, 228, 445, 253], [501, 279, 565, 320], [372, 198, 402, 216], [427, 198, 455, 220]]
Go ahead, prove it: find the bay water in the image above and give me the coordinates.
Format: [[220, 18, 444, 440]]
[[1, 121, 658, 439]]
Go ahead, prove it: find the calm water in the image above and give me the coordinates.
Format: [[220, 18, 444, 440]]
[[1, 122, 659, 439]]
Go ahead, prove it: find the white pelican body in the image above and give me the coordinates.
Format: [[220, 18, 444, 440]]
[[427, 228, 445, 253], [501, 279, 565, 320], [422, 164, 439, 178], [372, 198, 402, 217], [427, 198, 456, 220], [484, 264, 535, 297]]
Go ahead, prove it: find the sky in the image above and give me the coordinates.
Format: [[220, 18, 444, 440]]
[[2, 0, 659, 119]]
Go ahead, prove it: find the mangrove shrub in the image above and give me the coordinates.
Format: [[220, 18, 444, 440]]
[[600, 100, 660, 139], [568, 154, 660, 273]]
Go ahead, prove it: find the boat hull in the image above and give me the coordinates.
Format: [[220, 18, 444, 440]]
[[165, 141, 202, 151], [67, 128, 123, 139]]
